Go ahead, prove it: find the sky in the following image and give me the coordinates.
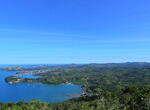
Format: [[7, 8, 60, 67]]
[[0, 0, 150, 64]]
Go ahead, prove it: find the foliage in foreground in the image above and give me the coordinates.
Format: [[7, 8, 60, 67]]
[[0, 86, 150, 110]]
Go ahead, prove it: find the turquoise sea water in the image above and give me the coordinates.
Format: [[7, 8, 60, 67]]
[[0, 65, 82, 103], [17, 74, 39, 79]]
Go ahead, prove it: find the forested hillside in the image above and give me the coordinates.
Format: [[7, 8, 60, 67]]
[[2, 63, 150, 110]]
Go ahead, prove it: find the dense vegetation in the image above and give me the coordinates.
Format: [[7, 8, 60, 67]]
[[2, 63, 150, 110], [0, 86, 149, 110]]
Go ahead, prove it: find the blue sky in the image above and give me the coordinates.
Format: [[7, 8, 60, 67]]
[[0, 0, 150, 64]]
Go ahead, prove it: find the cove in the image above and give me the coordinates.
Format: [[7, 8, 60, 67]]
[[0, 71, 83, 103]]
